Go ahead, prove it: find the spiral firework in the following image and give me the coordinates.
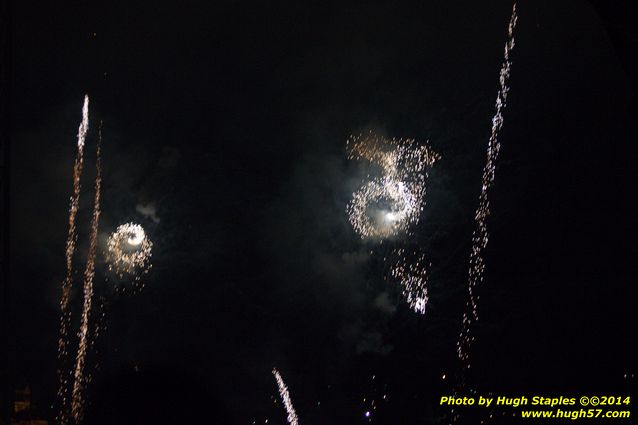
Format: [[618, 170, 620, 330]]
[[347, 132, 439, 313], [347, 132, 439, 240], [107, 223, 153, 279]]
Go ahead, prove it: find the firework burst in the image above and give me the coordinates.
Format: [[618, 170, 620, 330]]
[[347, 131, 438, 314], [56, 97, 154, 424], [106, 223, 153, 286], [347, 132, 439, 239]]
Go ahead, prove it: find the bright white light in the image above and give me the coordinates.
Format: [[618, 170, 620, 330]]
[[127, 229, 145, 245], [77, 95, 89, 150], [385, 212, 396, 222]]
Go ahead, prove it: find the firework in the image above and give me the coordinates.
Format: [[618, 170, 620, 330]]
[[347, 132, 439, 239], [457, 2, 518, 368], [390, 250, 429, 314], [272, 368, 300, 425], [70, 122, 103, 422], [57, 95, 89, 425], [347, 132, 438, 313], [107, 223, 153, 280]]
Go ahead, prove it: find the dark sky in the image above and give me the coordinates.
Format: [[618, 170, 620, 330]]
[[7, 0, 638, 424]]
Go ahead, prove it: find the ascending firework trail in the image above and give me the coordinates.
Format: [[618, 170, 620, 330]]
[[272, 368, 300, 425], [57, 95, 89, 425], [56, 97, 154, 425], [70, 122, 103, 423], [449, 4, 518, 424], [457, 0, 518, 371]]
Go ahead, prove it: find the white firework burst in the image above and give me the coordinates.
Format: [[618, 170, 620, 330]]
[[347, 132, 439, 239], [106, 223, 153, 278], [347, 132, 439, 314]]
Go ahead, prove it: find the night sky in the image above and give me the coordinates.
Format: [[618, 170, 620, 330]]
[[6, 0, 638, 424]]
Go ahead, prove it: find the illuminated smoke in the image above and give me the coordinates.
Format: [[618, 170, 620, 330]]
[[136, 202, 160, 223], [70, 122, 102, 422], [272, 368, 300, 425], [57, 95, 89, 425], [457, 1, 518, 368]]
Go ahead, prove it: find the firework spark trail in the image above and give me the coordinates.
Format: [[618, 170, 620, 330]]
[[272, 368, 300, 425], [457, 1, 518, 369], [57, 95, 89, 424], [390, 250, 429, 314], [70, 122, 102, 423]]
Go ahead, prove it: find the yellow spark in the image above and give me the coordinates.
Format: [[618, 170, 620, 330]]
[[57, 94, 89, 425], [71, 122, 103, 422]]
